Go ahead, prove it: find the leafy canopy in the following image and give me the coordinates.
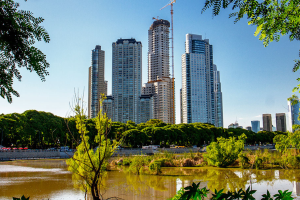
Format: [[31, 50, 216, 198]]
[[0, 0, 50, 103]]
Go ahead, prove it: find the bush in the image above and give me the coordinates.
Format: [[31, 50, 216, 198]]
[[149, 161, 162, 175], [122, 158, 131, 166], [204, 134, 246, 168]]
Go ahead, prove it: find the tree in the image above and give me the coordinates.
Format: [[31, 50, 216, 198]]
[[202, 0, 300, 91], [0, 0, 50, 103], [66, 95, 120, 200], [205, 134, 246, 167]]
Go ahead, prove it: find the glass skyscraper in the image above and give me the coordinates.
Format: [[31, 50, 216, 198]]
[[112, 39, 142, 123], [181, 34, 223, 127], [288, 100, 300, 132], [88, 45, 107, 118], [251, 120, 260, 133]]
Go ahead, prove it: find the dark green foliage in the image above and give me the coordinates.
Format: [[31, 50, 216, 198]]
[[1, 0, 50, 103], [171, 182, 294, 200], [0, 110, 288, 148], [180, 182, 209, 200]]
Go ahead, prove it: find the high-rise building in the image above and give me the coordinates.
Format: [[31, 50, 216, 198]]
[[288, 100, 300, 132], [276, 113, 286, 132], [88, 45, 107, 118], [251, 120, 260, 133], [246, 126, 252, 131], [180, 88, 183, 124], [142, 19, 175, 124], [263, 114, 272, 131], [103, 95, 114, 120], [213, 64, 223, 127], [112, 38, 142, 123], [181, 34, 223, 127], [139, 94, 154, 123]]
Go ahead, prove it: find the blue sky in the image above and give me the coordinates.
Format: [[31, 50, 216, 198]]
[[1, 0, 299, 129]]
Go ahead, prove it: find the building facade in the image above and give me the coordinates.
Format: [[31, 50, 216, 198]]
[[251, 120, 260, 133], [88, 45, 107, 118], [263, 114, 272, 131], [139, 95, 154, 123], [276, 113, 286, 132], [112, 38, 142, 123], [103, 95, 114, 120], [142, 19, 175, 124], [288, 100, 300, 132], [181, 34, 223, 127]]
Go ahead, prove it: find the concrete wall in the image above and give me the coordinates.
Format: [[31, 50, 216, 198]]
[[0, 150, 60, 161]]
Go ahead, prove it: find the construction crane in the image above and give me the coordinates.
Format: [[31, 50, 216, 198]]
[[160, 0, 175, 80], [160, 0, 176, 124]]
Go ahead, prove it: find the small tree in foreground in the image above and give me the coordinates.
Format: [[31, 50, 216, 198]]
[[205, 134, 246, 167], [66, 95, 120, 200]]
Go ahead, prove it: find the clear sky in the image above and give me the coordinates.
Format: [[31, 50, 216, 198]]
[[1, 0, 299, 129]]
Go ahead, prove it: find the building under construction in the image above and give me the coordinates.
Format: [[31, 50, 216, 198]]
[[142, 19, 175, 124]]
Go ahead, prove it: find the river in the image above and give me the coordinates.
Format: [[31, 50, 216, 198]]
[[0, 159, 299, 200]]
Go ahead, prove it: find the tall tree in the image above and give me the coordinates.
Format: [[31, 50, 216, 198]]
[[0, 0, 50, 103]]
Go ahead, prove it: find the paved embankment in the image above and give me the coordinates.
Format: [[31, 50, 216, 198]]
[[0, 145, 276, 161], [0, 150, 61, 161]]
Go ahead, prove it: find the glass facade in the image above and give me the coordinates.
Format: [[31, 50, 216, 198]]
[[251, 120, 260, 133], [112, 39, 142, 123], [182, 34, 223, 127], [288, 100, 300, 132], [88, 45, 106, 119]]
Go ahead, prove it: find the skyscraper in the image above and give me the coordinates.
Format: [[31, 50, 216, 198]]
[[181, 34, 223, 127], [88, 45, 107, 119], [142, 19, 175, 124], [276, 113, 286, 132], [288, 100, 300, 132], [263, 114, 272, 131], [112, 38, 142, 123], [251, 120, 260, 133]]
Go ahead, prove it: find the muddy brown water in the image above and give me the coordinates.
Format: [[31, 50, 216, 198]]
[[0, 159, 300, 200]]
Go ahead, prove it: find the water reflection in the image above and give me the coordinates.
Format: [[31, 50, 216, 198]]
[[1, 160, 300, 200]]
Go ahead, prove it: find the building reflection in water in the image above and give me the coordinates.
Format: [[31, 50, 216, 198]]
[[293, 181, 300, 196]]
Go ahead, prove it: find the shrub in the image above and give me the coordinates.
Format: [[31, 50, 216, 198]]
[[149, 161, 162, 175], [122, 158, 131, 166], [204, 134, 246, 168], [238, 152, 249, 169]]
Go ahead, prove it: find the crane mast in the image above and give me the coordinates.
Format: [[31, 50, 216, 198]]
[[160, 0, 176, 124]]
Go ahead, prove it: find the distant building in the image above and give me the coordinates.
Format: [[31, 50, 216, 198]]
[[276, 113, 286, 132], [228, 122, 243, 129], [272, 125, 276, 132], [245, 126, 252, 131], [112, 38, 142, 123], [180, 88, 183, 124], [88, 45, 107, 118], [263, 114, 272, 131], [139, 95, 154, 123], [288, 100, 300, 132], [103, 96, 114, 120], [251, 120, 260, 133]]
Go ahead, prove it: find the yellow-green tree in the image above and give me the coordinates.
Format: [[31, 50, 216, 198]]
[[66, 95, 119, 200]]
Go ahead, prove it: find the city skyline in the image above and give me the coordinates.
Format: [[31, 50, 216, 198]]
[[1, 0, 299, 128]]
